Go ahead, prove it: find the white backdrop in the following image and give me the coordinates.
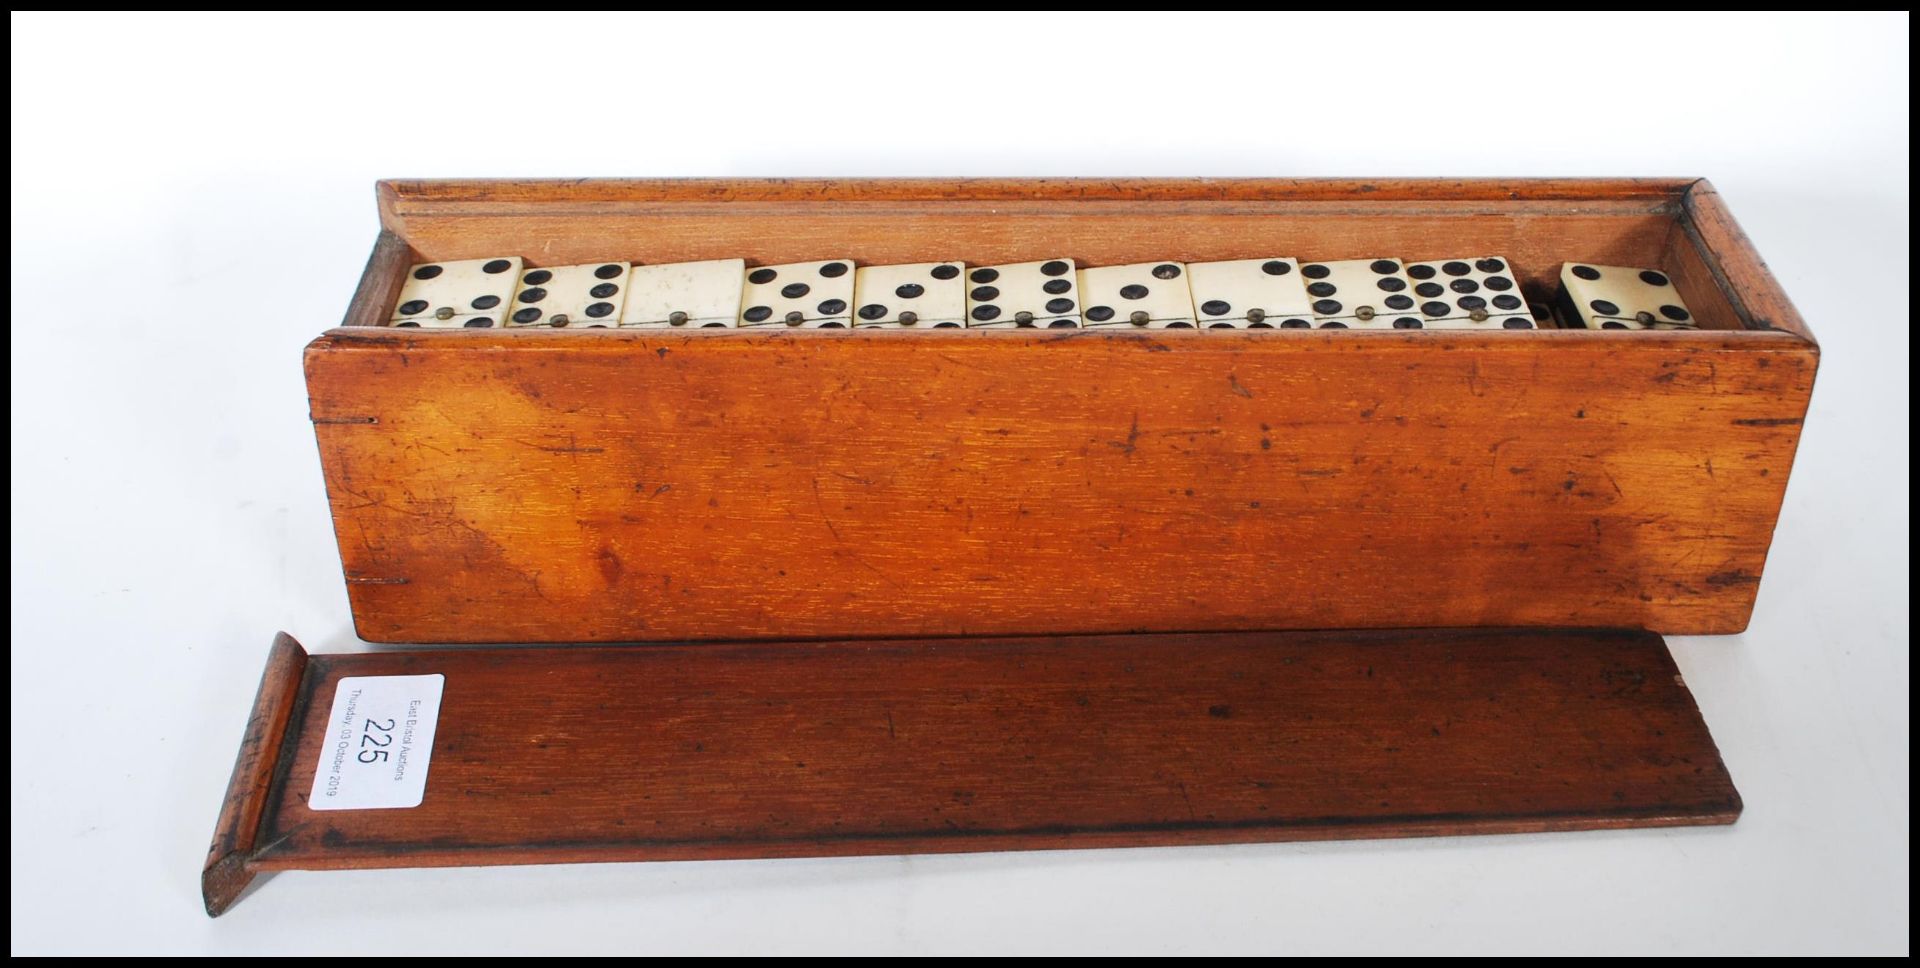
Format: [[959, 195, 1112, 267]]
[[10, 11, 1908, 955]]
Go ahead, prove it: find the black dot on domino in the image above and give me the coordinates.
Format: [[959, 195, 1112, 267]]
[[523, 270, 552, 286], [970, 268, 999, 284], [395, 321, 421, 328], [1442, 261, 1470, 276], [1040, 261, 1070, 276], [818, 299, 846, 315], [1502, 318, 1533, 329], [590, 283, 619, 299], [859, 304, 888, 320], [1280, 319, 1311, 329], [1313, 299, 1342, 315], [1165, 321, 1193, 329], [1492, 294, 1523, 310], [1119, 284, 1149, 300], [818, 262, 848, 278], [585, 303, 614, 318], [1042, 279, 1071, 294], [930, 265, 960, 280], [482, 260, 512, 274], [1210, 322, 1236, 330], [413, 265, 443, 280], [1201, 300, 1232, 316], [1407, 264, 1436, 280], [934, 321, 961, 328], [1475, 258, 1505, 273], [818, 321, 845, 328], [1450, 279, 1479, 294], [1416, 282, 1444, 298], [471, 295, 500, 310], [744, 306, 772, 322], [1151, 264, 1181, 280], [519, 287, 547, 304], [1639, 270, 1670, 286], [465, 317, 495, 328], [1086, 306, 1115, 322], [1422, 301, 1450, 317], [895, 283, 924, 299], [1590, 300, 1620, 315], [781, 283, 810, 299], [514, 308, 542, 323], [971, 286, 1000, 302], [1045, 298, 1074, 314], [1385, 295, 1414, 310], [1602, 321, 1628, 329], [1307, 282, 1337, 297], [1369, 260, 1398, 274], [1572, 265, 1602, 281], [972, 305, 1000, 321], [1394, 318, 1423, 329], [1484, 276, 1513, 291], [1458, 296, 1487, 311], [399, 300, 428, 315], [1302, 264, 1330, 279], [749, 268, 778, 284], [594, 264, 623, 280], [1048, 320, 1075, 329], [1377, 278, 1406, 293], [1661, 305, 1690, 321], [1261, 260, 1292, 276]]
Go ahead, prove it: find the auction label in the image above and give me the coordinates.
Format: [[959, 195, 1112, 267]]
[[308, 674, 444, 810]]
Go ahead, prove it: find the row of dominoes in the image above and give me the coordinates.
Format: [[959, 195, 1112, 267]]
[[388, 256, 1697, 332]]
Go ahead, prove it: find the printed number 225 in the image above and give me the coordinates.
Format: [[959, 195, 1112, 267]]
[[358, 717, 395, 763]]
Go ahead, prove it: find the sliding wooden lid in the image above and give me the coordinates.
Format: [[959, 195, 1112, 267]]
[[206, 627, 1738, 915]]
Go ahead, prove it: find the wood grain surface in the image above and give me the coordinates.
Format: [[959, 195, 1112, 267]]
[[201, 633, 308, 916], [310, 327, 1814, 642], [236, 628, 1738, 884]]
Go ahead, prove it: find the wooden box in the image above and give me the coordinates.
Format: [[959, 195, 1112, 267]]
[[308, 179, 1815, 643]]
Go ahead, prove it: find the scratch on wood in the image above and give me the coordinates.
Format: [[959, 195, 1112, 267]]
[[1108, 414, 1141, 456], [809, 478, 842, 541], [522, 439, 606, 454]]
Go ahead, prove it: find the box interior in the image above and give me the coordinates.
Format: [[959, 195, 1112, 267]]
[[342, 182, 1762, 334]]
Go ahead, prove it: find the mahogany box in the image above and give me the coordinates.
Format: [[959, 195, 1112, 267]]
[[307, 178, 1815, 643]]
